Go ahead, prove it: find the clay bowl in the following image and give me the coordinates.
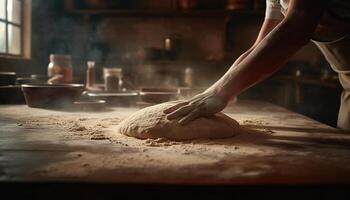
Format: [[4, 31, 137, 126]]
[[140, 88, 178, 104], [22, 84, 85, 109]]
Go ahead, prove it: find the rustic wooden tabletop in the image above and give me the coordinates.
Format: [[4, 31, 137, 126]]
[[0, 100, 349, 187]]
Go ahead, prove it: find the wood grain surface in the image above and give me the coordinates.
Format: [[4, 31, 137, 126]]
[[0, 100, 349, 185]]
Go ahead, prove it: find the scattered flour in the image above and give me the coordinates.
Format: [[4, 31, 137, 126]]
[[1, 104, 326, 180]]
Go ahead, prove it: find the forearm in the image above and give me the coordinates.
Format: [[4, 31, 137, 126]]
[[214, 19, 312, 99], [232, 47, 255, 67], [206, 47, 255, 93], [207, 18, 281, 95], [207, 0, 325, 101], [165, 0, 326, 124]]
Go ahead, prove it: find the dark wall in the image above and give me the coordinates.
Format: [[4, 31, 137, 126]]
[[0, 0, 323, 82], [0, 0, 83, 77], [0, 0, 341, 127]]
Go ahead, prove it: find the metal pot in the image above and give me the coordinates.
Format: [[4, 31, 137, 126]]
[[140, 88, 178, 104]]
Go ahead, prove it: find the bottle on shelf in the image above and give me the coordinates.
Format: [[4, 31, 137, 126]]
[[86, 61, 96, 89]]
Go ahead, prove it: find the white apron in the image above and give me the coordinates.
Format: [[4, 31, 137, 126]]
[[313, 34, 350, 130]]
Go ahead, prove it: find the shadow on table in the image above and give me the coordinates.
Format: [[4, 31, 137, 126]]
[[187, 124, 350, 151], [243, 125, 349, 135]]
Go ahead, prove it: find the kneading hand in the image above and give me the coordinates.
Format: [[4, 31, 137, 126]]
[[163, 91, 229, 125]]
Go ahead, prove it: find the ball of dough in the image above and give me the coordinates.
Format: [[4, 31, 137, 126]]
[[118, 102, 240, 141]]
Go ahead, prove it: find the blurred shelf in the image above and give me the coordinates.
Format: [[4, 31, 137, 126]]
[[65, 9, 264, 18], [275, 75, 341, 89], [135, 59, 230, 64]]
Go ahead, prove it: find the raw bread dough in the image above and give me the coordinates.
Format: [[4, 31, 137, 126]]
[[118, 102, 240, 141]]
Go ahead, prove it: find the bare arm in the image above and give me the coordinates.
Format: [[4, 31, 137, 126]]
[[213, 0, 327, 99], [166, 0, 327, 124], [226, 18, 282, 75]]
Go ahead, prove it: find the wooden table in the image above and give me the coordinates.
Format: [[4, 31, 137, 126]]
[[0, 100, 350, 199]]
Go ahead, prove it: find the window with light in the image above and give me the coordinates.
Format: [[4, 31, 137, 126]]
[[0, 0, 25, 57]]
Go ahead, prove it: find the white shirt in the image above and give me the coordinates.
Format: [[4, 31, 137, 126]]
[[265, 0, 350, 21]]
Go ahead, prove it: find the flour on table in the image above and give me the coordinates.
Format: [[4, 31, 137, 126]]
[[118, 102, 242, 141], [2, 104, 273, 148]]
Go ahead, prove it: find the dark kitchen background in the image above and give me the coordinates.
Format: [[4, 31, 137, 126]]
[[0, 0, 341, 127]]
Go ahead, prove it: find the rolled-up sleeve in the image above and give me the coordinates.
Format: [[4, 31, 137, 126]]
[[265, 0, 284, 20]]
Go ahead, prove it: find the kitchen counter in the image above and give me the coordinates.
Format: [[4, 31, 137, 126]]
[[0, 100, 350, 198]]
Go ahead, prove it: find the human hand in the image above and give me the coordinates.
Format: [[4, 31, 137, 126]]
[[164, 90, 229, 125]]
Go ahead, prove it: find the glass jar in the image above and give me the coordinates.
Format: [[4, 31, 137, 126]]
[[86, 61, 95, 88], [47, 54, 73, 83], [184, 67, 194, 87], [104, 68, 123, 91]]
